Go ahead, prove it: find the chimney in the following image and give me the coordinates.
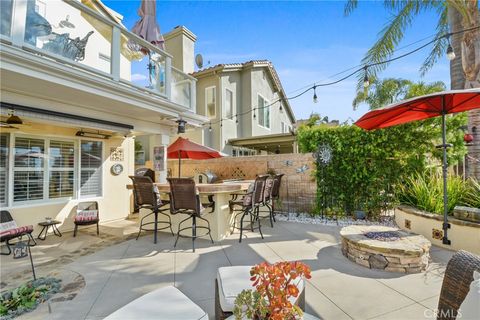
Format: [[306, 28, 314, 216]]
[[163, 26, 196, 74]]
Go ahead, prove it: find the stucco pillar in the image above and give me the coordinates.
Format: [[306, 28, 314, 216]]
[[149, 134, 170, 183]]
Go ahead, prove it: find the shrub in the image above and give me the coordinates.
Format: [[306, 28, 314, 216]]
[[398, 172, 478, 214]]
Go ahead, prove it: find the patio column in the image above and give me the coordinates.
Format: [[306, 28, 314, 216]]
[[149, 134, 170, 183]]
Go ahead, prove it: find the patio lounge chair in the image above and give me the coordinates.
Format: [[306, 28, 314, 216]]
[[0, 210, 36, 255], [73, 201, 99, 237], [104, 285, 208, 319], [214, 265, 305, 320], [168, 178, 214, 252], [130, 175, 173, 243], [437, 250, 480, 320]]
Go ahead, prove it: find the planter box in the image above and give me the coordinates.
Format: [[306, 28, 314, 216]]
[[395, 205, 480, 255]]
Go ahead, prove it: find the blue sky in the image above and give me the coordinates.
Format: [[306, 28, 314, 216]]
[[104, 0, 451, 122]]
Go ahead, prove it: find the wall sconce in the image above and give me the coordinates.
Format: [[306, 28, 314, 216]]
[[176, 119, 186, 134]]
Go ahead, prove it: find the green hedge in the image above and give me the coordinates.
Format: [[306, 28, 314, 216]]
[[297, 118, 467, 217]]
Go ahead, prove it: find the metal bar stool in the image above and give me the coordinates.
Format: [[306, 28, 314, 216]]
[[167, 178, 214, 252], [130, 176, 173, 244]]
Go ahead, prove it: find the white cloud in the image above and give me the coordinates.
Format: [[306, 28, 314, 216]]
[[131, 73, 147, 81]]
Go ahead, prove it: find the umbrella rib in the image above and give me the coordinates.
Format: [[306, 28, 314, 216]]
[[450, 94, 479, 112]]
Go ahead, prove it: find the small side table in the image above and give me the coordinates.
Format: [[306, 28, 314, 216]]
[[37, 220, 62, 240]]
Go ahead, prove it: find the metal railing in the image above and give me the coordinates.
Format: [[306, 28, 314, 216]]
[[0, 0, 195, 111]]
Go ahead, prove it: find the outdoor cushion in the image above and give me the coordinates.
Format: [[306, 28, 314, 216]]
[[0, 221, 17, 233], [458, 270, 480, 319], [75, 209, 98, 222], [0, 225, 33, 238], [104, 285, 208, 320], [217, 266, 304, 312]]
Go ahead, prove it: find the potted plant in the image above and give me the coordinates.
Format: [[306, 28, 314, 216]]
[[233, 261, 311, 320]]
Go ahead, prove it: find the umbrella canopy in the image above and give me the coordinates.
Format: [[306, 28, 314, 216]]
[[355, 89, 480, 130], [355, 88, 480, 246], [168, 137, 224, 160], [167, 137, 223, 177], [131, 0, 165, 50]]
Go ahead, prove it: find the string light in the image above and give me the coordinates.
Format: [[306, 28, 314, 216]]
[[196, 25, 479, 129], [446, 35, 455, 60], [220, 119, 223, 127], [208, 122, 212, 132], [279, 101, 283, 112], [363, 66, 370, 88]]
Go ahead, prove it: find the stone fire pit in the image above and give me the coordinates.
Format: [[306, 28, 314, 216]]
[[340, 225, 431, 273]]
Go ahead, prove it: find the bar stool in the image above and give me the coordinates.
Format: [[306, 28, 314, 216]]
[[229, 175, 268, 243], [167, 178, 214, 252], [130, 176, 173, 244]]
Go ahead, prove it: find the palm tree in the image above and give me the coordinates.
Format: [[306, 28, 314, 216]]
[[345, 0, 480, 178]]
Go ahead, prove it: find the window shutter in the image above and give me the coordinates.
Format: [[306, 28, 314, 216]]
[[49, 140, 75, 198], [0, 134, 8, 206], [80, 141, 102, 198], [13, 137, 45, 202]]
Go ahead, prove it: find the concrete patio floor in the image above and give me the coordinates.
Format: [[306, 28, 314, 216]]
[[2, 219, 454, 320]]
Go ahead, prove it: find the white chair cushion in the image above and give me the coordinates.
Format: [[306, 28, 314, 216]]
[[217, 266, 304, 312], [459, 270, 480, 320], [104, 286, 208, 320]]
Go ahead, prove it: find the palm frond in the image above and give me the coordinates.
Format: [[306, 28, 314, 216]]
[[420, 6, 449, 76], [344, 0, 358, 16]]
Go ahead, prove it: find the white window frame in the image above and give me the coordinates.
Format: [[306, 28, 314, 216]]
[[4, 132, 104, 208], [49, 139, 76, 199], [224, 88, 234, 120], [257, 93, 271, 129], [205, 86, 216, 119]]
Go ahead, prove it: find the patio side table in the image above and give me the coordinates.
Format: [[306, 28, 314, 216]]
[[37, 220, 62, 240]]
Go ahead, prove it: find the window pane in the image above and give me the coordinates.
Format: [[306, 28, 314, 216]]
[[258, 95, 265, 126], [50, 141, 74, 168], [0, 0, 12, 37], [0, 134, 8, 206], [14, 137, 44, 168], [14, 171, 43, 202], [225, 89, 233, 119], [50, 171, 74, 198], [206, 87, 216, 118], [80, 141, 102, 197]]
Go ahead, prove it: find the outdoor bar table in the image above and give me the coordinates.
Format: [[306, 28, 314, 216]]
[[127, 181, 251, 242]]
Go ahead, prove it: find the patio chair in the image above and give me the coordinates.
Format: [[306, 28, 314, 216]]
[[270, 173, 284, 221], [74, 201, 99, 237], [130, 176, 173, 243], [437, 250, 480, 320], [132, 168, 156, 213], [167, 178, 214, 252], [214, 266, 305, 320], [229, 175, 268, 243], [0, 210, 36, 255], [257, 176, 275, 227]]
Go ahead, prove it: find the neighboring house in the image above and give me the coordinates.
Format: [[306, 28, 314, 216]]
[[0, 0, 205, 232], [181, 60, 296, 155]]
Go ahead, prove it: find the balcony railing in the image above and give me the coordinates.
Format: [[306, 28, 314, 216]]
[[0, 0, 195, 111]]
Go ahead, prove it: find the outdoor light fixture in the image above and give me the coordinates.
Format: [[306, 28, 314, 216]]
[[208, 122, 212, 132], [313, 86, 318, 104], [6, 110, 23, 125], [176, 118, 186, 134], [75, 130, 110, 139]]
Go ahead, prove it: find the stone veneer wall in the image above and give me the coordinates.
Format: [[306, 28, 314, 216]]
[[167, 153, 317, 213]]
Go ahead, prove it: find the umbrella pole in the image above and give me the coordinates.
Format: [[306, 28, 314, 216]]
[[178, 150, 181, 178], [441, 97, 451, 245]]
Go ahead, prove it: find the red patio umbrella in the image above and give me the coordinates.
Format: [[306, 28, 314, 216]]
[[167, 137, 223, 177], [355, 88, 480, 245]]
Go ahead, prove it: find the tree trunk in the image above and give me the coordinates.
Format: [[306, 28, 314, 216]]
[[462, 1, 480, 180], [449, 2, 480, 179]]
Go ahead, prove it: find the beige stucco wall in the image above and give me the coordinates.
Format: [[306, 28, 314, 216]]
[[1, 122, 134, 236], [395, 206, 480, 255]]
